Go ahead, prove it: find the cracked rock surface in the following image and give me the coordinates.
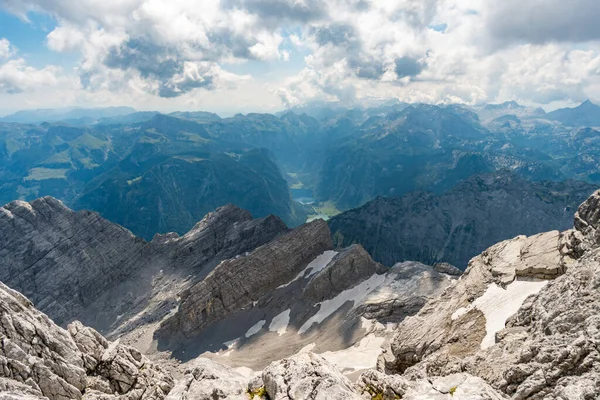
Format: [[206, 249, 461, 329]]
[[0, 197, 286, 335], [262, 353, 361, 400], [155, 219, 333, 343], [0, 281, 173, 400], [370, 189, 600, 399]]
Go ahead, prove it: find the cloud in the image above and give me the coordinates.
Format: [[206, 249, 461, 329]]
[[2, 0, 600, 110], [394, 56, 425, 79], [0, 39, 13, 59], [0, 59, 61, 94], [485, 0, 600, 46], [221, 0, 327, 24]]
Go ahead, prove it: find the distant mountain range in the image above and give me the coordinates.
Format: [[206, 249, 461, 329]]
[[0, 106, 138, 124], [2, 100, 600, 239]]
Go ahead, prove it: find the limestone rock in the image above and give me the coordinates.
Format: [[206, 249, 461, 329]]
[[303, 244, 386, 302], [458, 251, 600, 399], [166, 358, 250, 400], [359, 370, 508, 400], [262, 353, 361, 400], [0, 282, 173, 400], [433, 262, 462, 276], [353, 261, 456, 324], [155, 219, 333, 343], [328, 173, 595, 268], [0, 198, 287, 334], [383, 230, 562, 374]]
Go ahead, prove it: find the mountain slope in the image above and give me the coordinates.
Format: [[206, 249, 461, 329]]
[[75, 149, 305, 238], [368, 189, 600, 400], [547, 100, 600, 126], [0, 281, 173, 400], [0, 197, 288, 331], [328, 172, 596, 268]]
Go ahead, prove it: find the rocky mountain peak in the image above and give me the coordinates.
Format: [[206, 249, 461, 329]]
[[155, 218, 334, 344]]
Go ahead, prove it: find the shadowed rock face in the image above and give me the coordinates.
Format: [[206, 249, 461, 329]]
[[155, 219, 334, 344], [328, 172, 596, 269], [0, 282, 173, 400], [0, 197, 287, 333]]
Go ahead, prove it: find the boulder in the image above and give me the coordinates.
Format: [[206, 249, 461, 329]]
[[262, 353, 361, 400], [0, 282, 173, 400]]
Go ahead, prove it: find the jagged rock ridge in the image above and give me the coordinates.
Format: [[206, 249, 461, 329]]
[[0, 197, 287, 333], [366, 189, 600, 399], [329, 172, 595, 268]]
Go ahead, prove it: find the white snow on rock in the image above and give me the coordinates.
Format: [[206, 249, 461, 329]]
[[320, 334, 387, 374], [245, 320, 266, 338], [278, 250, 338, 289], [269, 309, 291, 336], [298, 273, 387, 334], [452, 278, 549, 349]]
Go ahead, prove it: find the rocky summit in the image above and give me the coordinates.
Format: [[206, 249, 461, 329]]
[[0, 197, 287, 332], [3, 189, 600, 399]]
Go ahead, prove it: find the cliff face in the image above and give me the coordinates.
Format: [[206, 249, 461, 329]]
[[0, 197, 287, 333], [0, 197, 147, 327], [329, 172, 596, 268], [155, 219, 334, 343]]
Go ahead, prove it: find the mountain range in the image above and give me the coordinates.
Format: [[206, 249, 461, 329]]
[[3, 100, 600, 239], [2, 184, 600, 399]]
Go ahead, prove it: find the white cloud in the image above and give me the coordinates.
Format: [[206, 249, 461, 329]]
[[0, 59, 62, 94], [1, 0, 600, 110], [0, 39, 14, 59]]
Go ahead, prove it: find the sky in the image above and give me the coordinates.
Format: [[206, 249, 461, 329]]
[[0, 0, 599, 116]]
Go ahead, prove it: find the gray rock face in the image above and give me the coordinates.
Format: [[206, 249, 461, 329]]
[[359, 370, 508, 400], [303, 244, 386, 303], [0, 197, 146, 327], [382, 230, 563, 375], [328, 172, 596, 268], [0, 282, 173, 400], [166, 358, 250, 400], [373, 189, 600, 399], [155, 219, 333, 343], [0, 197, 287, 334], [351, 261, 457, 324], [262, 353, 361, 400]]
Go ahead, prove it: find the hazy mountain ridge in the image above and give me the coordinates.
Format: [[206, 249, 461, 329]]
[[328, 172, 596, 268]]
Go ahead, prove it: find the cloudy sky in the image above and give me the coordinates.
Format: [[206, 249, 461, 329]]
[[0, 0, 599, 115]]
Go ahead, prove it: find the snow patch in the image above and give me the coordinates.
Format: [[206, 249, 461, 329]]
[[269, 309, 291, 336], [278, 250, 338, 289], [320, 335, 386, 373], [245, 320, 266, 338], [298, 273, 386, 334], [223, 338, 240, 350], [452, 279, 549, 349], [221, 349, 233, 357]]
